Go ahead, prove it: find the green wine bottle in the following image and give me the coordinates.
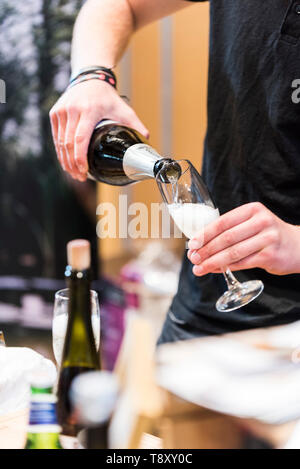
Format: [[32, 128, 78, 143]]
[[56, 240, 100, 436], [25, 372, 62, 450]]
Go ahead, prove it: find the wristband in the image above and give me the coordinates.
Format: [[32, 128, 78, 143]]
[[70, 66, 117, 88], [67, 72, 117, 91]]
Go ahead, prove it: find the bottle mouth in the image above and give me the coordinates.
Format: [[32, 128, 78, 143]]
[[154, 159, 182, 183]]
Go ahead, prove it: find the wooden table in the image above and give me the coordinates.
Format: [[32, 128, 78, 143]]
[[2, 319, 300, 449], [156, 321, 300, 448]]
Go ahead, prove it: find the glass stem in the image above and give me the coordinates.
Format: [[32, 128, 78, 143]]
[[222, 268, 241, 290]]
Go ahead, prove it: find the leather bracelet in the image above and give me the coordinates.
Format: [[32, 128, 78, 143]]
[[70, 66, 117, 88], [67, 72, 117, 91]]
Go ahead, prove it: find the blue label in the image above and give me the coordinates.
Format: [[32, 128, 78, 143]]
[[29, 401, 58, 426]]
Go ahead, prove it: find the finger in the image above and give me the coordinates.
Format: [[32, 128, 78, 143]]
[[65, 108, 86, 181], [192, 232, 268, 276], [187, 249, 197, 261], [57, 110, 73, 176], [188, 203, 260, 251], [116, 107, 149, 139], [50, 111, 65, 170], [222, 252, 263, 272], [130, 118, 150, 139], [211, 269, 223, 274], [190, 216, 265, 265], [74, 114, 97, 174]]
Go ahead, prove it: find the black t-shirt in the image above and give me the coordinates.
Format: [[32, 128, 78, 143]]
[[172, 0, 300, 334]]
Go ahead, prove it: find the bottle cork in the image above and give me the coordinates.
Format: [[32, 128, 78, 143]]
[[67, 239, 91, 271]]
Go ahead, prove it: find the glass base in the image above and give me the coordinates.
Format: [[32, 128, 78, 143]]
[[216, 280, 264, 313]]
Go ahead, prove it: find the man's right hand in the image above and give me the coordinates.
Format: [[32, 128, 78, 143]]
[[49, 79, 149, 181]]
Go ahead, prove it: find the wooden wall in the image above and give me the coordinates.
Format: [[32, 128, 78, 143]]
[[98, 2, 210, 270]]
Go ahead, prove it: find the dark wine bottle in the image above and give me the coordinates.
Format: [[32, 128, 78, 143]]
[[87, 120, 181, 185], [56, 240, 100, 436]]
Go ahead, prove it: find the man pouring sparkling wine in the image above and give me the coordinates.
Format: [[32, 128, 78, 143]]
[[50, 0, 300, 344]]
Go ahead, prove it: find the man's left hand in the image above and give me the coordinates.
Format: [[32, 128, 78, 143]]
[[187, 202, 300, 277]]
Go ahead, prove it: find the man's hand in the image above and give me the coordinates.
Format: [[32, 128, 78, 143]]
[[49, 79, 149, 181], [187, 202, 300, 276], [49, 0, 190, 181]]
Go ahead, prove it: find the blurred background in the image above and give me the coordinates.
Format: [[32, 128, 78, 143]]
[[0, 0, 209, 366]]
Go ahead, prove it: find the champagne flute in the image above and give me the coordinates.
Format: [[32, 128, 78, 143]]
[[156, 159, 264, 312], [52, 289, 100, 368]]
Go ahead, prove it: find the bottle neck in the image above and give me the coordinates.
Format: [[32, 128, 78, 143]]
[[123, 144, 171, 181], [66, 267, 91, 322], [61, 268, 100, 368]]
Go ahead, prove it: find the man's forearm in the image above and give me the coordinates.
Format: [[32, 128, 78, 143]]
[[71, 0, 134, 73], [71, 0, 189, 74]]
